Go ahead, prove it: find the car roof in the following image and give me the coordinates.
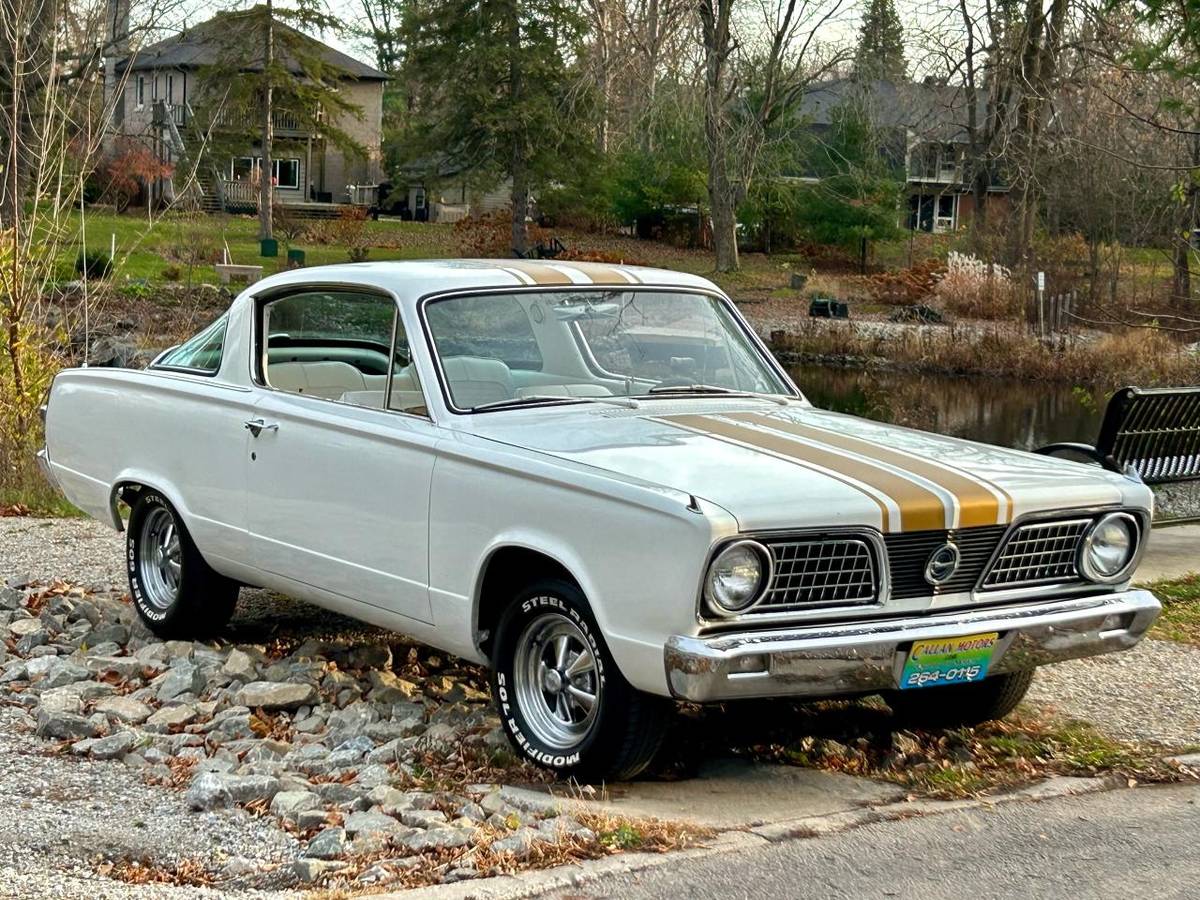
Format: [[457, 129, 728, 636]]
[[246, 258, 722, 303]]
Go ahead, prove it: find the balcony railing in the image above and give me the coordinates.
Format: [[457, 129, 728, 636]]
[[208, 106, 321, 135]]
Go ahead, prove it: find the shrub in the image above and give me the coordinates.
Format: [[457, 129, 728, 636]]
[[933, 252, 1022, 320], [869, 258, 945, 305], [347, 246, 370, 263], [91, 137, 174, 212], [75, 249, 113, 280], [452, 210, 552, 258], [161, 265, 182, 281]]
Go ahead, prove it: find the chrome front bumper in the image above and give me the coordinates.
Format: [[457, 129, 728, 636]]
[[665, 589, 1161, 702]]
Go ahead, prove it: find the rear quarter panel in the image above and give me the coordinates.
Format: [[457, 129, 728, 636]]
[[45, 368, 255, 567]]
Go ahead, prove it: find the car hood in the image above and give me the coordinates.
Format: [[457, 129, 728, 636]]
[[468, 401, 1138, 533]]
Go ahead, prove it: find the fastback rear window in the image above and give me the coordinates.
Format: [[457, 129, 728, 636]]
[[153, 314, 228, 374]]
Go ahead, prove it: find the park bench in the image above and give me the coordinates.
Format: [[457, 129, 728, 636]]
[[1035, 386, 1200, 483], [214, 263, 264, 285]]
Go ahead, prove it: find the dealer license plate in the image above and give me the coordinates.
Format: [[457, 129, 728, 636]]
[[899, 632, 998, 691]]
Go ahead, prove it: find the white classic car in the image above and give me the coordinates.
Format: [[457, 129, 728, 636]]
[[40, 259, 1160, 780]]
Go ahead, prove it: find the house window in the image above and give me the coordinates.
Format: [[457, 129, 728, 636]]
[[230, 156, 300, 190], [136, 76, 145, 107], [275, 158, 299, 190], [414, 190, 426, 210], [166, 74, 174, 104]]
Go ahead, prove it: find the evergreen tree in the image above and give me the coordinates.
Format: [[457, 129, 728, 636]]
[[854, 0, 906, 82], [195, 3, 363, 238], [400, 0, 592, 255]]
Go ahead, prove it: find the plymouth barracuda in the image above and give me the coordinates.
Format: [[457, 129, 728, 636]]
[[38, 259, 1161, 780]]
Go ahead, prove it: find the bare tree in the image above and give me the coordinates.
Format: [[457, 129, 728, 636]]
[[697, 0, 848, 271]]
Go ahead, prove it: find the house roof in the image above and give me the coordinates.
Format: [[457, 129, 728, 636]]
[[118, 8, 388, 82], [799, 78, 983, 143]]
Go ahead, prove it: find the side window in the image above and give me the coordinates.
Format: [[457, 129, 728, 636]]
[[154, 314, 227, 374], [260, 290, 426, 416]]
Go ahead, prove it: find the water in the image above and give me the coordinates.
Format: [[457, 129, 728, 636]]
[[789, 364, 1107, 452]]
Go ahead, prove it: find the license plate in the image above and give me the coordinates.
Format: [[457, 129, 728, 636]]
[[899, 632, 998, 691]]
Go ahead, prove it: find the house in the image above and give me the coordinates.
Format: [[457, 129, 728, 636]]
[[795, 78, 1010, 233], [103, 4, 387, 212], [389, 157, 516, 224]]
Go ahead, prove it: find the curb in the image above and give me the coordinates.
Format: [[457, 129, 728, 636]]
[[376, 773, 1131, 899]]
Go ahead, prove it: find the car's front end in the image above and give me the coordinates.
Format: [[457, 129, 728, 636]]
[[668, 507, 1158, 702]]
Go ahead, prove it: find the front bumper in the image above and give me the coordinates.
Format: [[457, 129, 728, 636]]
[[665, 589, 1161, 702]]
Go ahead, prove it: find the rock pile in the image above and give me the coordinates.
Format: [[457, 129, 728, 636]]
[[0, 580, 597, 889]]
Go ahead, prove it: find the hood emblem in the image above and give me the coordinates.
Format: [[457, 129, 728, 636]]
[[924, 542, 961, 586]]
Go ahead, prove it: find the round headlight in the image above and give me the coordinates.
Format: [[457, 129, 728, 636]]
[[1079, 513, 1137, 582], [705, 541, 770, 616]]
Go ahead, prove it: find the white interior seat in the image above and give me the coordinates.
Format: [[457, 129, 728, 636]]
[[442, 356, 516, 408], [267, 361, 366, 399]]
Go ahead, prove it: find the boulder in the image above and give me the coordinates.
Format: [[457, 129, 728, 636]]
[[185, 772, 281, 810], [234, 681, 316, 711]]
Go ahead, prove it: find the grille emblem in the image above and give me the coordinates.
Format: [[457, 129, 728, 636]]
[[924, 542, 961, 586]]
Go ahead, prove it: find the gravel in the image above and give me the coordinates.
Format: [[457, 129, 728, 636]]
[[1027, 639, 1200, 747], [0, 517, 588, 897]]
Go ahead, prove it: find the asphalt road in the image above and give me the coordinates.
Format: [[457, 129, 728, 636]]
[[542, 783, 1200, 900]]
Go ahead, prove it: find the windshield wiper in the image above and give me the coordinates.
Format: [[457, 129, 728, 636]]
[[472, 394, 640, 412], [643, 384, 791, 405]]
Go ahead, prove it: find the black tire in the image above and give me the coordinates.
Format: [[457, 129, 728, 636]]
[[126, 491, 238, 639], [490, 578, 672, 782], [887, 668, 1036, 729]]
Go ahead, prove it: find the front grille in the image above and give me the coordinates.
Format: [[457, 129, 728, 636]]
[[885, 526, 1007, 599], [755, 537, 878, 612], [982, 518, 1090, 588]]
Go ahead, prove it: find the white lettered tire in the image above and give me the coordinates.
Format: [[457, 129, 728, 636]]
[[490, 578, 672, 781], [126, 491, 239, 638]]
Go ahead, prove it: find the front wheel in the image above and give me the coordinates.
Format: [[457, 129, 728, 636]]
[[490, 579, 672, 782], [887, 668, 1036, 729], [127, 491, 238, 639]]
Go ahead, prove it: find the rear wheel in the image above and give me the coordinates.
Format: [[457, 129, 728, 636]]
[[490, 578, 672, 782], [887, 668, 1036, 728], [126, 491, 238, 639]]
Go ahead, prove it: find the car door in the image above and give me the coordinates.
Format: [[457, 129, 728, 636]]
[[244, 287, 439, 625]]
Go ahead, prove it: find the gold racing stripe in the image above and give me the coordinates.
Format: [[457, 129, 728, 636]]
[[664, 415, 948, 532], [726, 412, 1012, 528], [500, 261, 574, 285]]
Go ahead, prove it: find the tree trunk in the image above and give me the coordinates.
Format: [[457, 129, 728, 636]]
[[1174, 134, 1200, 308], [259, 0, 275, 241], [508, 0, 527, 256], [699, 0, 738, 272]]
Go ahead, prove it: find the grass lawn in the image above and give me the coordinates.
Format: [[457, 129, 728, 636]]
[[67, 209, 460, 284], [1142, 573, 1200, 647]]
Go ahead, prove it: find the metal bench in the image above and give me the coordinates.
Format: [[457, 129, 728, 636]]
[[1035, 386, 1200, 483], [214, 263, 264, 284]]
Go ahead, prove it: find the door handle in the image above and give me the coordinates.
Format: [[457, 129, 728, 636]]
[[243, 418, 279, 437]]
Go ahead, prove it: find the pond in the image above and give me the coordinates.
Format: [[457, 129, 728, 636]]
[[789, 364, 1107, 452]]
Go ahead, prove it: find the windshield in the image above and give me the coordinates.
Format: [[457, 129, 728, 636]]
[[424, 290, 794, 411]]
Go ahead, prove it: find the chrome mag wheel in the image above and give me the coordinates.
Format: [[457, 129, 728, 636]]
[[138, 505, 182, 611], [513, 611, 602, 749]]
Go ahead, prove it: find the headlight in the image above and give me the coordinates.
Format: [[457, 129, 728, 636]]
[[704, 541, 770, 616], [1079, 513, 1138, 582]]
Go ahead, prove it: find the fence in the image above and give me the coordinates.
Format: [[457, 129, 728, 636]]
[[1029, 289, 1076, 338]]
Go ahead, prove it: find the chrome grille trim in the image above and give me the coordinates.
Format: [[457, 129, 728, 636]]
[[981, 518, 1092, 588], [754, 537, 878, 612]]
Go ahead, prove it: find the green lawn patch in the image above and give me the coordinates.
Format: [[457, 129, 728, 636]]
[[1141, 573, 1200, 647]]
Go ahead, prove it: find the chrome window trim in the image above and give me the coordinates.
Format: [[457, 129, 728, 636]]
[[415, 284, 804, 416], [248, 283, 434, 423]]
